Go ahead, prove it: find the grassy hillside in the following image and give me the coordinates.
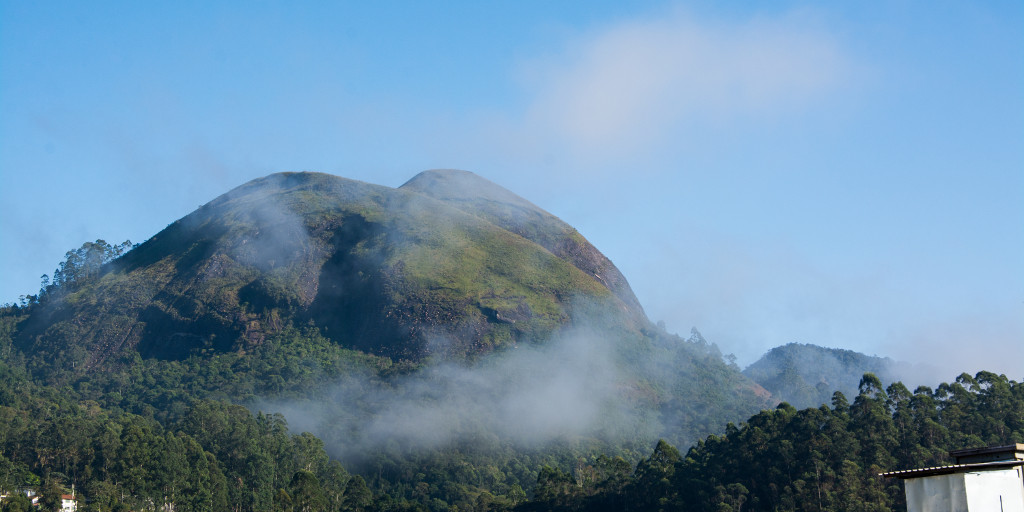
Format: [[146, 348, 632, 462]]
[[399, 170, 645, 322]]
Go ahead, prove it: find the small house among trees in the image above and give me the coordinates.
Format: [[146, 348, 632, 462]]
[[60, 493, 77, 512]]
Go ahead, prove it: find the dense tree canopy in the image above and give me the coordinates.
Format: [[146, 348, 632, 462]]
[[523, 371, 1023, 512], [1, 240, 1020, 511]]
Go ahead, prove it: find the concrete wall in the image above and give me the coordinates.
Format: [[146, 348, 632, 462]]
[[905, 473, 968, 512], [905, 469, 1024, 512], [964, 468, 1024, 512]]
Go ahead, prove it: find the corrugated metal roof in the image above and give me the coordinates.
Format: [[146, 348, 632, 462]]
[[951, 443, 1024, 462], [880, 460, 1024, 479]]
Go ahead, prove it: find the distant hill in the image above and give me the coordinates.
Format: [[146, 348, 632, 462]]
[[15, 170, 647, 370], [743, 343, 908, 408]]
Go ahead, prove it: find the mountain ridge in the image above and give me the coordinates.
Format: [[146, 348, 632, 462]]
[[14, 170, 645, 373]]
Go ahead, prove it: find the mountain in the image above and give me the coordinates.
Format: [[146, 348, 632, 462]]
[[8, 170, 776, 446], [1, 170, 1013, 510], [0, 170, 795, 508], [743, 342, 908, 409], [15, 170, 646, 371]]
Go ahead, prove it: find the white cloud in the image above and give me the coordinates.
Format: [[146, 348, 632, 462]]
[[517, 9, 850, 160]]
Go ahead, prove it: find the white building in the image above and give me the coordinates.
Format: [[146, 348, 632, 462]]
[[60, 493, 78, 512], [883, 444, 1024, 512]]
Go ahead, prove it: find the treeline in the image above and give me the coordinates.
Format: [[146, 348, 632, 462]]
[[0, 243, 769, 510], [0, 308, 559, 511], [4, 331, 1018, 512], [2, 241, 1020, 511], [0, 308, 407, 511], [0, 358, 405, 512], [9, 239, 133, 309], [522, 371, 1023, 512]]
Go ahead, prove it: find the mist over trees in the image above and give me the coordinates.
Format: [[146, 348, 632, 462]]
[[524, 371, 1023, 512], [1, 171, 1019, 511], [1, 237, 1021, 511], [1, 306, 1020, 512]]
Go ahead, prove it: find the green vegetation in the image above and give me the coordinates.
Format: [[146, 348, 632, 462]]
[[3, 302, 1019, 512], [399, 170, 646, 321], [2, 171, 1017, 511], [15, 171, 640, 371], [523, 371, 1023, 512], [0, 298, 767, 511], [0, 357, 372, 511]]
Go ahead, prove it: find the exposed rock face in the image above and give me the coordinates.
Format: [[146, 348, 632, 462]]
[[18, 171, 650, 370]]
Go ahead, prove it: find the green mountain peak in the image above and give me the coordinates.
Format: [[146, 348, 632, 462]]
[[16, 171, 645, 371]]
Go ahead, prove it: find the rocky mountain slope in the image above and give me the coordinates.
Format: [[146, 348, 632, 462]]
[[15, 170, 646, 371]]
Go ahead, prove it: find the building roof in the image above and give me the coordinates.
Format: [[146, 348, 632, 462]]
[[880, 459, 1024, 479], [950, 443, 1024, 463]]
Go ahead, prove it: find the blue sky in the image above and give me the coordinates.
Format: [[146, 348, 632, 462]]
[[2, 1, 1021, 379]]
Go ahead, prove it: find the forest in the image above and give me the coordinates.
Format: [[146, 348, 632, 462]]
[[523, 371, 1023, 511], [3, 293, 1022, 511], [1, 241, 1021, 511]]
